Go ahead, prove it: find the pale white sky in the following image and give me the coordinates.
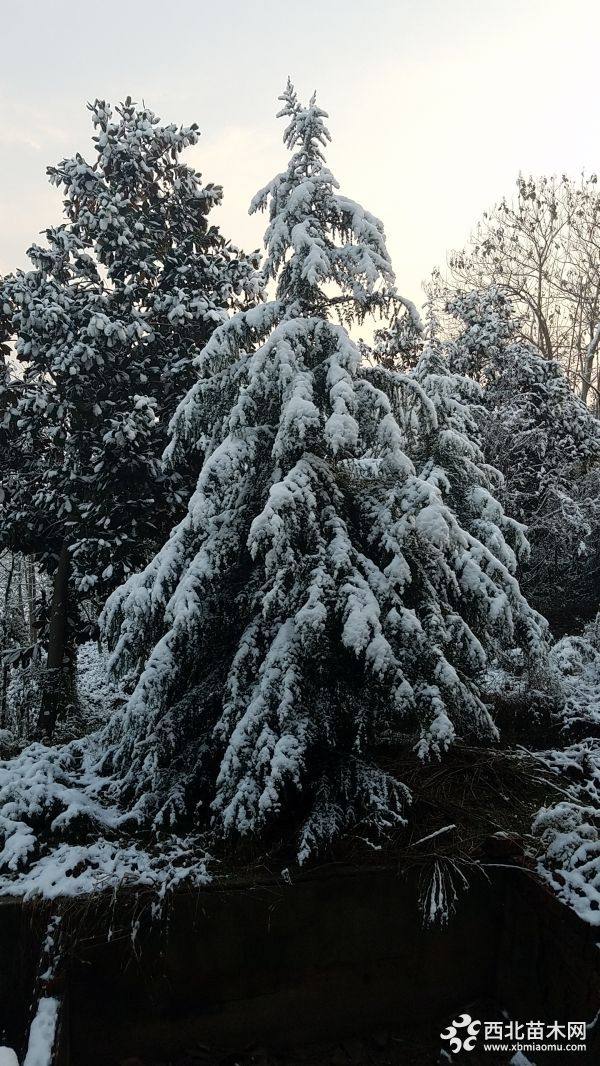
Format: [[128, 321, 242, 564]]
[[1, 0, 599, 306]]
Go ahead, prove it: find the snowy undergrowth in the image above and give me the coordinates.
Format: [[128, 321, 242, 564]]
[[480, 620, 600, 926], [4, 641, 125, 748], [531, 618, 600, 925], [0, 833, 212, 901], [533, 741, 600, 925], [69, 641, 126, 732], [0, 737, 211, 900], [549, 616, 600, 732]]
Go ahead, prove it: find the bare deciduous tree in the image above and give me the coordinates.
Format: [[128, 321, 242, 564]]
[[430, 174, 600, 408]]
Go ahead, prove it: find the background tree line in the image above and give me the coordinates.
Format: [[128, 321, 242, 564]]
[[430, 173, 600, 408]]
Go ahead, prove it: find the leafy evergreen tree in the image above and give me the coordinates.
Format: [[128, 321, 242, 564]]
[[0, 98, 261, 734], [98, 85, 547, 859], [444, 289, 600, 621]]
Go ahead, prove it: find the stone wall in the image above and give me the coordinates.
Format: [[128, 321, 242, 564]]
[[1, 862, 598, 1064]]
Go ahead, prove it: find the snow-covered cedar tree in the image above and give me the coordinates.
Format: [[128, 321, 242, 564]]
[[408, 345, 531, 568], [93, 83, 548, 864], [369, 295, 424, 371], [443, 288, 600, 622], [0, 98, 262, 735]]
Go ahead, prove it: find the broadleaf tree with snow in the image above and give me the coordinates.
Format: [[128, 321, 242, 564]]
[[91, 83, 548, 863], [0, 97, 261, 735]]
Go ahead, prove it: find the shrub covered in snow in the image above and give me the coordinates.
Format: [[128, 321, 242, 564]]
[[533, 741, 600, 925], [531, 616, 600, 924], [549, 615, 600, 732]]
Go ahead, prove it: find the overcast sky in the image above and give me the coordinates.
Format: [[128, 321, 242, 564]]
[[1, 0, 599, 305]]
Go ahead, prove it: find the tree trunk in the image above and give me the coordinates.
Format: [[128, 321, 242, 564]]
[[37, 543, 70, 740], [26, 557, 37, 642], [581, 322, 600, 405], [0, 663, 8, 730]]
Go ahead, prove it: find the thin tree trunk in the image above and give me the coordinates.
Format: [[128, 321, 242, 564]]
[[581, 321, 600, 405], [1, 552, 16, 730], [0, 663, 8, 730], [37, 543, 70, 740], [16, 554, 25, 635], [26, 557, 37, 642]]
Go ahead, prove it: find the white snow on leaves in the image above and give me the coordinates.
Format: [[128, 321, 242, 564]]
[[532, 620, 600, 925]]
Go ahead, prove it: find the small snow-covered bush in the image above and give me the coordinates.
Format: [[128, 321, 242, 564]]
[[533, 742, 600, 925], [550, 616, 600, 731], [532, 618, 600, 923]]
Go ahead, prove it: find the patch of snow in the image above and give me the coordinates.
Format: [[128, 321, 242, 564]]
[[23, 997, 59, 1066], [0, 834, 211, 901], [0, 1050, 19, 1066], [410, 824, 456, 847]]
